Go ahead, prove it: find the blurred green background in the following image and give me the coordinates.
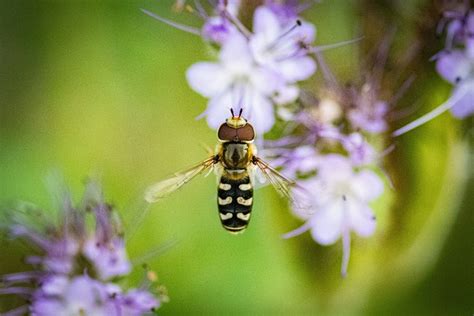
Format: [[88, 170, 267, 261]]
[[0, 0, 472, 315]]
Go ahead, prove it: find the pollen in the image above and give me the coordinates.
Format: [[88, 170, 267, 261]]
[[147, 271, 158, 282]]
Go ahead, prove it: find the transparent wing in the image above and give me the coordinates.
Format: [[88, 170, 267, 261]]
[[252, 156, 312, 212], [145, 156, 218, 203], [252, 156, 295, 200]]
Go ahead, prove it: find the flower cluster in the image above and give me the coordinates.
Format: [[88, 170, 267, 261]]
[[144, 0, 389, 276], [0, 181, 165, 315], [144, 0, 317, 135], [266, 52, 390, 276], [283, 154, 383, 276], [393, 3, 473, 136], [435, 5, 474, 119]]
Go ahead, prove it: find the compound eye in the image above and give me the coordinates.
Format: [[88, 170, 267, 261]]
[[218, 124, 237, 141], [236, 123, 255, 141]]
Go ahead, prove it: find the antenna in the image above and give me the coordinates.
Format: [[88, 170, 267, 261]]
[[230, 108, 235, 117], [238, 108, 243, 118]]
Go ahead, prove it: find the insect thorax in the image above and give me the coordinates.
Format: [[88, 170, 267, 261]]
[[220, 142, 253, 170]]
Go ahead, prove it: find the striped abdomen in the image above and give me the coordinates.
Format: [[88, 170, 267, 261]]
[[217, 171, 253, 233]]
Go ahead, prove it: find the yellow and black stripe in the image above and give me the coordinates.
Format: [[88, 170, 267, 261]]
[[217, 172, 253, 233]]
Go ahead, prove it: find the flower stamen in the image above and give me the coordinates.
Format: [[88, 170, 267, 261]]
[[141, 9, 201, 36], [222, 9, 252, 39], [392, 85, 468, 136], [266, 20, 302, 51]]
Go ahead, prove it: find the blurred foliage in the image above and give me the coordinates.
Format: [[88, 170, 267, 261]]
[[0, 0, 472, 315]]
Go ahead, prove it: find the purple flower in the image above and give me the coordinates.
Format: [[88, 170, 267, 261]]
[[261, 48, 389, 278], [466, 11, 474, 54], [0, 181, 163, 315], [284, 154, 384, 276], [337, 78, 391, 134], [118, 289, 161, 315], [202, 16, 238, 44], [439, 6, 473, 51], [83, 238, 131, 281], [31, 275, 110, 316], [264, 0, 300, 24], [201, 0, 241, 44], [10, 224, 79, 275], [278, 44, 392, 136], [266, 145, 320, 179], [186, 4, 317, 134], [348, 99, 389, 133], [341, 133, 376, 166], [249, 6, 316, 103], [30, 275, 160, 316], [392, 7, 474, 136], [187, 32, 283, 133], [436, 49, 474, 118]]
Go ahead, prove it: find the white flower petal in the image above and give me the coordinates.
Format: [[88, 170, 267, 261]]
[[436, 50, 472, 84], [41, 276, 69, 295], [296, 177, 330, 208], [83, 238, 132, 280], [276, 105, 296, 120], [248, 33, 270, 65], [450, 80, 474, 118], [278, 57, 316, 82], [65, 276, 105, 306], [219, 32, 253, 65], [186, 62, 230, 97], [244, 89, 275, 133], [250, 67, 283, 95], [348, 201, 376, 237], [31, 300, 65, 316], [310, 203, 343, 245], [352, 170, 384, 201], [295, 21, 316, 44], [317, 154, 353, 181], [253, 6, 281, 41], [204, 91, 234, 129], [274, 84, 299, 105]]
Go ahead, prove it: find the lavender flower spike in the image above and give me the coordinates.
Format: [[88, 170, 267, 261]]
[[0, 180, 164, 315]]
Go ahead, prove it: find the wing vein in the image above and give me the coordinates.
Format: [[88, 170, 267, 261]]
[[145, 156, 218, 203]]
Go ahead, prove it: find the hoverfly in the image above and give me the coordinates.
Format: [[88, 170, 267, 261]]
[[145, 109, 299, 234]]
